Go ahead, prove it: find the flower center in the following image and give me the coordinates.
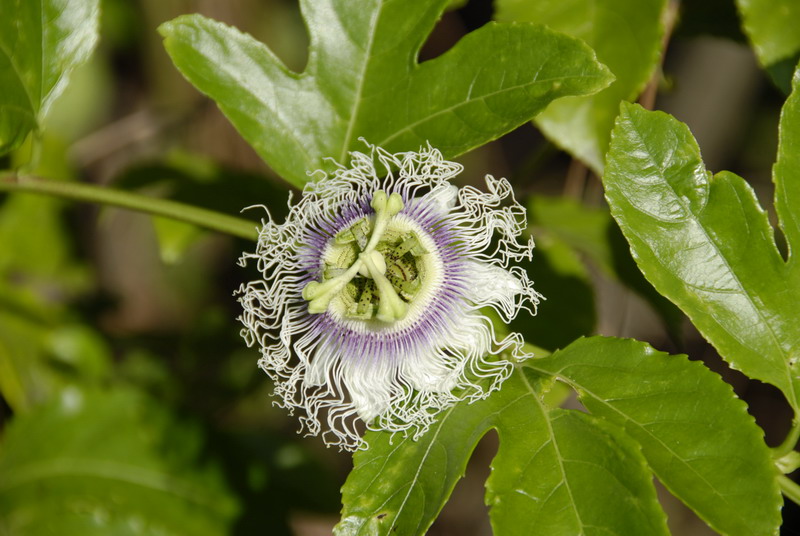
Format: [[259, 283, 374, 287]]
[[302, 191, 430, 323]]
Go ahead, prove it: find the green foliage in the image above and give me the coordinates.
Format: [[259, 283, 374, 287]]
[[736, 0, 800, 70], [0, 1, 797, 534], [0, 0, 100, 155], [495, 0, 666, 172], [533, 337, 782, 535], [158, 0, 613, 187], [0, 387, 240, 535], [604, 100, 800, 414], [0, 135, 96, 412], [336, 352, 667, 536], [338, 337, 776, 535]]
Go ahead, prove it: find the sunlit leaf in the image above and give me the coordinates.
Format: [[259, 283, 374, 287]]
[[530, 337, 782, 536], [0, 387, 240, 535], [604, 102, 800, 414], [159, 0, 613, 187], [495, 0, 666, 172], [0, 0, 100, 155]]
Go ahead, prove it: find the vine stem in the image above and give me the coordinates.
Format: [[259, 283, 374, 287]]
[[780, 475, 800, 506], [0, 174, 260, 242]]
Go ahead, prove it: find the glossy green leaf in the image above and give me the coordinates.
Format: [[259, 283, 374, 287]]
[[0, 0, 100, 155], [531, 336, 782, 536], [495, 0, 665, 172], [774, 66, 800, 264], [159, 1, 613, 187], [0, 388, 239, 535], [736, 0, 800, 68], [488, 408, 668, 536], [604, 102, 800, 412], [336, 365, 668, 536]]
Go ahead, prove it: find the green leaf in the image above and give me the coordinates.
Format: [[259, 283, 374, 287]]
[[158, 1, 613, 187], [604, 102, 800, 413], [336, 365, 668, 536], [488, 408, 668, 536], [0, 387, 240, 535], [736, 0, 800, 70], [774, 65, 800, 263], [530, 337, 782, 536], [495, 0, 666, 172], [0, 0, 100, 155]]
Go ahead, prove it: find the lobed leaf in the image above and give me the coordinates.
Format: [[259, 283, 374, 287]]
[[604, 101, 800, 413], [488, 406, 668, 536], [336, 359, 668, 536], [530, 337, 782, 536], [495, 0, 666, 172], [159, 0, 613, 187], [0, 0, 100, 155]]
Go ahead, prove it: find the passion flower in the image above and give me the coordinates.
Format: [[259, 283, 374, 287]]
[[238, 145, 540, 450]]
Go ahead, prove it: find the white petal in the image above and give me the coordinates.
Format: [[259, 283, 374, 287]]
[[400, 350, 458, 393], [424, 183, 458, 210], [462, 261, 523, 306], [304, 341, 338, 387], [343, 356, 395, 423]]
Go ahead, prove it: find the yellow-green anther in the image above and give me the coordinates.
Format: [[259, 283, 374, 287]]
[[360, 251, 408, 322]]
